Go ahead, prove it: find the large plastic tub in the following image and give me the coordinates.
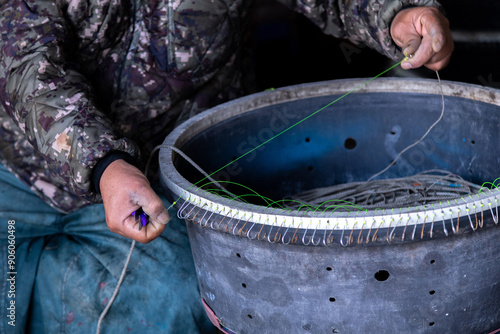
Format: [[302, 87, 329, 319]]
[[160, 78, 500, 334]]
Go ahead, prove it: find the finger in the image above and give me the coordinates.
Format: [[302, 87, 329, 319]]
[[390, 21, 423, 69], [404, 35, 451, 71], [424, 15, 447, 54], [401, 36, 421, 59], [122, 213, 166, 244], [106, 213, 140, 240], [402, 34, 433, 69], [420, 16, 453, 70], [424, 55, 451, 71], [133, 186, 170, 225], [399, 35, 422, 69], [143, 218, 166, 240]]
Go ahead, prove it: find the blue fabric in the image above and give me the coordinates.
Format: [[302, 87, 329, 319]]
[[0, 163, 216, 334]]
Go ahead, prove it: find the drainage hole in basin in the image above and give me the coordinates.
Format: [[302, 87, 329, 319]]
[[374, 270, 390, 281], [247, 314, 253, 319], [429, 290, 435, 295], [344, 137, 356, 150], [326, 267, 332, 271], [242, 283, 246, 288], [236, 252, 241, 258], [430, 259, 435, 264], [429, 322, 435, 327], [305, 137, 311, 143], [329, 297, 336, 302]]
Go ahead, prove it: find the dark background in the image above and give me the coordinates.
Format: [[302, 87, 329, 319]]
[[251, 0, 500, 91]]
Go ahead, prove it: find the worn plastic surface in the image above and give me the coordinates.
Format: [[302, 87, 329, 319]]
[[188, 221, 500, 334]]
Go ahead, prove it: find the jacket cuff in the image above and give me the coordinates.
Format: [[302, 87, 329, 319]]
[[92, 151, 139, 194]]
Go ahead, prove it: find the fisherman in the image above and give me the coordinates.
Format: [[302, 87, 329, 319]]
[[0, 0, 452, 332]]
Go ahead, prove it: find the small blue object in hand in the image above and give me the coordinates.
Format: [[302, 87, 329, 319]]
[[131, 208, 149, 231]]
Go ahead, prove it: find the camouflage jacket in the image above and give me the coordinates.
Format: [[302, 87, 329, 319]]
[[0, 0, 442, 213]]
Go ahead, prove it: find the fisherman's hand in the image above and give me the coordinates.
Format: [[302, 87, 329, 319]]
[[100, 159, 170, 243], [390, 7, 453, 71]]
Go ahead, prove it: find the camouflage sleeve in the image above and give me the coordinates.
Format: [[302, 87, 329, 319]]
[[0, 0, 140, 203], [275, 0, 443, 60]]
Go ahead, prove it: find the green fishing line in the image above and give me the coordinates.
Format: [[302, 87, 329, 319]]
[[172, 59, 405, 205]]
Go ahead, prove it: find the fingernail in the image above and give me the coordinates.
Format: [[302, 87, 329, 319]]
[[402, 61, 413, 69], [157, 211, 170, 224], [433, 39, 443, 52]]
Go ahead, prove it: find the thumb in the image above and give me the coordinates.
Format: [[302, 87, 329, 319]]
[[401, 33, 434, 70], [401, 37, 421, 60], [399, 36, 422, 69], [136, 190, 171, 225]]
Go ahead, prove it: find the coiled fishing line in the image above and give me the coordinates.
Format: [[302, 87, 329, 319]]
[[286, 71, 481, 211], [287, 170, 482, 211]]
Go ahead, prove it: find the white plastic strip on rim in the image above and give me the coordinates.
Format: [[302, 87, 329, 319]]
[[166, 177, 500, 230]]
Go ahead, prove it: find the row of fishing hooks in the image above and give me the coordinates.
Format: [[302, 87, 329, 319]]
[[174, 193, 499, 246]]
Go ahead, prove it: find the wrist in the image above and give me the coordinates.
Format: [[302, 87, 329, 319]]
[[92, 151, 139, 194]]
